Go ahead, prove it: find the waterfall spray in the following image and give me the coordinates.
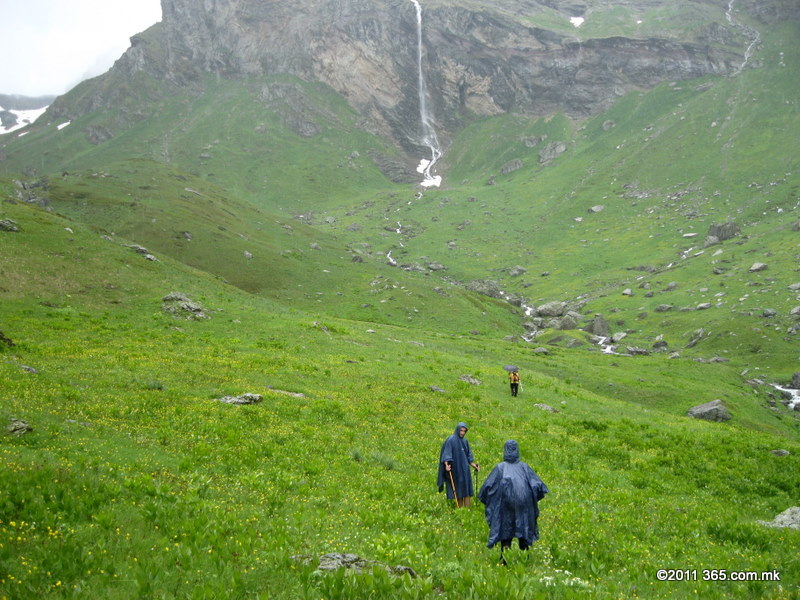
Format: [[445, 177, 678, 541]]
[[409, 0, 442, 187]]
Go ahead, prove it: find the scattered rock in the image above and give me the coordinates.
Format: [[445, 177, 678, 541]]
[[7, 418, 32, 436], [0, 219, 20, 232], [622, 288, 633, 296], [430, 386, 446, 393], [217, 393, 263, 405], [536, 301, 566, 317], [508, 265, 527, 277], [584, 314, 610, 337], [465, 279, 503, 299], [162, 292, 209, 320], [500, 159, 523, 175], [294, 553, 416, 577], [533, 403, 558, 413], [459, 375, 482, 386], [687, 399, 731, 422], [538, 141, 567, 164], [244, 250, 253, 259], [708, 222, 740, 242], [532, 347, 550, 355], [655, 304, 673, 312], [770, 449, 790, 457], [762, 308, 777, 318], [696, 303, 712, 310], [588, 205, 605, 214], [757, 507, 800, 531], [749, 262, 768, 272]]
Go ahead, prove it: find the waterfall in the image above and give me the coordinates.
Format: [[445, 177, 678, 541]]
[[409, 0, 442, 188], [725, 0, 761, 75]]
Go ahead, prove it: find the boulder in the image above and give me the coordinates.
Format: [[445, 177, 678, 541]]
[[687, 399, 731, 422], [708, 222, 741, 242], [793, 372, 800, 388], [585, 314, 610, 337], [749, 262, 768, 272], [162, 292, 209, 320], [294, 553, 416, 577], [500, 159, 523, 175], [217, 393, 263, 405], [770, 449, 790, 457], [0, 219, 20, 232], [533, 403, 558, 413], [459, 375, 482, 386], [655, 304, 673, 312], [757, 507, 800, 531], [537, 301, 566, 317], [7, 418, 32, 436]]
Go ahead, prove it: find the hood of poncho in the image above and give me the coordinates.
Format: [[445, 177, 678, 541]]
[[503, 440, 520, 463]]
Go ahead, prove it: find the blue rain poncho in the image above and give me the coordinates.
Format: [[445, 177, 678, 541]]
[[478, 440, 549, 548], [437, 422, 475, 500]]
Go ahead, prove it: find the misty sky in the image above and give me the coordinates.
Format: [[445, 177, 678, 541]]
[[0, 0, 162, 97]]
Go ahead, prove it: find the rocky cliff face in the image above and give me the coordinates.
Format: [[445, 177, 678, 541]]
[[68, 0, 792, 155]]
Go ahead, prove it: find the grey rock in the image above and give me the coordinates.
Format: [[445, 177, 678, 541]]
[[533, 403, 558, 413], [7, 418, 32, 436], [459, 375, 482, 386], [217, 393, 263, 405], [0, 219, 20, 232], [294, 553, 416, 577], [687, 399, 731, 422], [757, 507, 800, 531], [500, 159, 523, 175], [162, 292, 209, 320], [708, 222, 741, 242], [585, 314, 611, 337], [749, 262, 768, 272], [537, 301, 566, 317], [770, 449, 790, 457]]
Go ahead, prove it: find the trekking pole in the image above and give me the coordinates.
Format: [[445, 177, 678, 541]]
[[448, 469, 460, 508]]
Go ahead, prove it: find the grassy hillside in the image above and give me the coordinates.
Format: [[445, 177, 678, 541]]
[[1, 192, 799, 600]]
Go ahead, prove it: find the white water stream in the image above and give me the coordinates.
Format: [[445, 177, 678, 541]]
[[773, 385, 800, 411], [725, 0, 761, 75], [409, 0, 442, 188]]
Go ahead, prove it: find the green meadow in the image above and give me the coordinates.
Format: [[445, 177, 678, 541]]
[[1, 9, 799, 600]]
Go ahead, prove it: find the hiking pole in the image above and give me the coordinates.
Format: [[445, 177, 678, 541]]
[[447, 469, 460, 508]]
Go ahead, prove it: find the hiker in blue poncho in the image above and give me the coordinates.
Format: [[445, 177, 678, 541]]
[[437, 422, 479, 508], [478, 440, 549, 558]]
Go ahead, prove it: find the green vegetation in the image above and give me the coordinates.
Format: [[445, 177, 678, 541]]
[[1, 10, 798, 600]]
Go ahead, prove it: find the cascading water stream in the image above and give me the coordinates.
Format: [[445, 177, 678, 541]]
[[409, 0, 442, 188], [725, 0, 761, 75]]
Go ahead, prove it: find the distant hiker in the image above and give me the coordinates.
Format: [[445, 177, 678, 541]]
[[438, 422, 479, 508], [479, 440, 548, 560], [508, 370, 520, 396]]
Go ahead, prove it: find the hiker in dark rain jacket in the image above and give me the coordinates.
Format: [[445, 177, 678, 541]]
[[437, 422, 479, 507], [478, 440, 548, 553]]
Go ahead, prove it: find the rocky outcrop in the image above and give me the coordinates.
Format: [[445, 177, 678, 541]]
[[49, 0, 749, 160], [687, 399, 731, 422]]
